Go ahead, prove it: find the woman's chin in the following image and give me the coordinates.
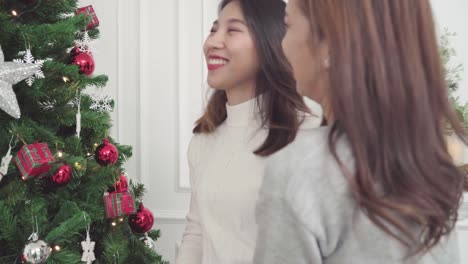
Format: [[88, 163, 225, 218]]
[[207, 79, 227, 90]]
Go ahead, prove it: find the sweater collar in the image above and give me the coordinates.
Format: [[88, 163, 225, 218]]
[[225, 97, 260, 127]]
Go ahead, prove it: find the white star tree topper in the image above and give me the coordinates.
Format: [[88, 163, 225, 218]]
[[0, 45, 39, 118]]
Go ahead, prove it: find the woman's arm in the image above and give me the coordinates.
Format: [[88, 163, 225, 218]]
[[175, 136, 203, 264], [253, 162, 323, 264]]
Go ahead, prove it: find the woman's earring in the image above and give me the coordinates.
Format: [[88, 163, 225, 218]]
[[323, 58, 330, 68]]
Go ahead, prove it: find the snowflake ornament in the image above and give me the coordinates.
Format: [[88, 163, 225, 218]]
[[81, 230, 96, 264], [38, 100, 56, 111], [13, 49, 45, 86], [140, 233, 156, 250], [90, 90, 112, 113], [75, 31, 95, 54], [59, 13, 74, 19]]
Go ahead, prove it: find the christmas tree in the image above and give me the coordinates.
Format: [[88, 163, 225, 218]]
[[0, 1, 167, 263]]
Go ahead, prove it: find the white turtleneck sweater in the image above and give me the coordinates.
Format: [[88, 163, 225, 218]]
[[176, 97, 321, 264]]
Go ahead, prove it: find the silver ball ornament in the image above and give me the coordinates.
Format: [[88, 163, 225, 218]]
[[22, 234, 51, 264]]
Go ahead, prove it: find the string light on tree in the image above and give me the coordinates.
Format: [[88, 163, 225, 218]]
[[74, 162, 82, 170]]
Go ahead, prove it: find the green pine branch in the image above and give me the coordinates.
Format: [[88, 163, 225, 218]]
[[0, 0, 167, 262]]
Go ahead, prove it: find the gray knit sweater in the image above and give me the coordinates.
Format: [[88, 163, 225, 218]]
[[254, 127, 459, 264]]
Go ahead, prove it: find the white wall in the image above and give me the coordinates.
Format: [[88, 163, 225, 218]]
[[82, 0, 468, 263]]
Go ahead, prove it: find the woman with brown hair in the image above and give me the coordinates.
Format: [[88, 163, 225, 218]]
[[175, 0, 320, 263], [254, 0, 465, 263]]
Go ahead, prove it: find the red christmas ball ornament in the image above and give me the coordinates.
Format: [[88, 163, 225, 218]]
[[129, 204, 154, 233], [51, 164, 72, 186], [109, 174, 128, 193], [69, 48, 95, 76], [94, 138, 119, 166]]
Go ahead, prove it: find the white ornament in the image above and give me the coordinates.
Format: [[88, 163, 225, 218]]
[[23, 233, 51, 264], [0, 147, 12, 181], [59, 13, 74, 19], [13, 49, 45, 86], [24, 217, 51, 264], [1, 136, 16, 180], [77, 103, 81, 138], [38, 100, 56, 111], [140, 233, 155, 250], [75, 31, 95, 54], [90, 90, 112, 113], [0, 45, 39, 118], [81, 228, 96, 264]]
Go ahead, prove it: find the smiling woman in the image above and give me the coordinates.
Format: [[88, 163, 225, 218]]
[[202, 4, 259, 105], [175, 0, 322, 263]]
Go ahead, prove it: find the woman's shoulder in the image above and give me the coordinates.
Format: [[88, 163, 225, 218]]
[[188, 129, 220, 148], [262, 127, 355, 236], [187, 129, 224, 161], [269, 126, 330, 171], [266, 126, 353, 196], [262, 128, 329, 196], [187, 132, 211, 162]]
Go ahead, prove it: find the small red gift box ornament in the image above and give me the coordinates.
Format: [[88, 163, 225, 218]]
[[13, 142, 55, 180], [103, 192, 137, 218], [76, 5, 100, 30]]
